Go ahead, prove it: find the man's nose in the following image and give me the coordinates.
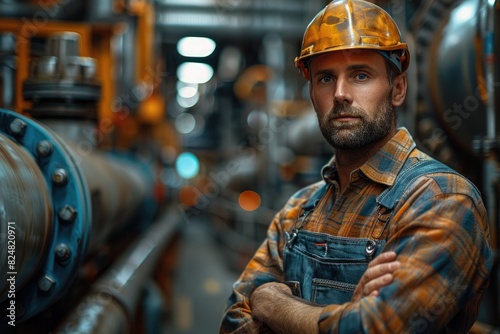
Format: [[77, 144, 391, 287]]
[[334, 77, 352, 104]]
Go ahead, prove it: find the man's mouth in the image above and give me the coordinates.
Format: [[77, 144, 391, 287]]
[[332, 114, 361, 121]]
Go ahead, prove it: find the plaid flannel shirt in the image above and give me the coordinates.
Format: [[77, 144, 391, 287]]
[[219, 128, 492, 333]]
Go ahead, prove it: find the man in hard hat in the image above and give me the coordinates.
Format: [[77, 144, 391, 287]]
[[219, 0, 492, 333]]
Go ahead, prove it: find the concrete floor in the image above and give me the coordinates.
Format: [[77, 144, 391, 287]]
[[162, 218, 239, 334]]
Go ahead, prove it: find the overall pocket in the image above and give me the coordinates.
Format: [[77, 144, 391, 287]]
[[311, 267, 364, 305], [284, 231, 385, 305]]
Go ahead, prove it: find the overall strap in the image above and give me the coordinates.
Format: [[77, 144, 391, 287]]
[[286, 182, 330, 247], [370, 158, 466, 240], [376, 158, 457, 210]]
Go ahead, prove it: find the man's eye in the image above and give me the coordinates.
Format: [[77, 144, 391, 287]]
[[356, 73, 368, 80], [319, 76, 333, 83]]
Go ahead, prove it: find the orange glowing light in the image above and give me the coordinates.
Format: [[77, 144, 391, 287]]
[[238, 190, 261, 212]]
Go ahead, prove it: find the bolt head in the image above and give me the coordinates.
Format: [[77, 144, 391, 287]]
[[10, 118, 27, 136], [55, 243, 71, 262], [36, 140, 53, 157], [38, 275, 56, 293], [52, 168, 68, 185], [58, 205, 77, 222]]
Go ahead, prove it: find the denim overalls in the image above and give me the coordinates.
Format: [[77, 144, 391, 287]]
[[283, 159, 456, 305]]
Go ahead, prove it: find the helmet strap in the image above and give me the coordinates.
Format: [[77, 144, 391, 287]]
[[373, 50, 403, 73]]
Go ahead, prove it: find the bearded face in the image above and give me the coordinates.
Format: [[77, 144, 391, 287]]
[[317, 91, 395, 150]]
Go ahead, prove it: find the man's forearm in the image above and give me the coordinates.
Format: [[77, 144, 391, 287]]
[[250, 282, 324, 334]]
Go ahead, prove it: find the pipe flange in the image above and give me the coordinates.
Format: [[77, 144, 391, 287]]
[[0, 108, 91, 322]]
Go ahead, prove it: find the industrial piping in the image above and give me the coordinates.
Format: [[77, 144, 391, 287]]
[[0, 107, 156, 323], [54, 208, 181, 334]]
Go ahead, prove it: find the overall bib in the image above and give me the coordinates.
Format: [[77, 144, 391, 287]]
[[283, 159, 456, 305], [284, 229, 385, 304]]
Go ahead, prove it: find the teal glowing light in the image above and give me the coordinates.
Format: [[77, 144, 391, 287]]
[[176, 152, 200, 179]]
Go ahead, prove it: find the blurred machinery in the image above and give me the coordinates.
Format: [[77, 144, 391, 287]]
[[0, 0, 500, 333], [0, 1, 179, 332]]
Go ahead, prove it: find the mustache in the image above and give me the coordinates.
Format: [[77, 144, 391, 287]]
[[331, 104, 365, 118]]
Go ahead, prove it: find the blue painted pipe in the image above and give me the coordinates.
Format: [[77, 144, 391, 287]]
[[0, 108, 157, 323]]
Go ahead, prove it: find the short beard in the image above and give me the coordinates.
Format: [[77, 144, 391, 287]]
[[318, 94, 395, 150]]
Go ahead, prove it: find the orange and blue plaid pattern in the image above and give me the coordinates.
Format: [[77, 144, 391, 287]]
[[220, 128, 492, 333]]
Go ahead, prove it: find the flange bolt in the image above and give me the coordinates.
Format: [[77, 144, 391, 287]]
[[55, 243, 72, 262], [38, 275, 56, 293], [10, 118, 27, 136], [36, 140, 53, 157], [58, 205, 77, 223], [52, 168, 68, 186]]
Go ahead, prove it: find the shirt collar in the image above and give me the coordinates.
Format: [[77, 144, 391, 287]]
[[321, 127, 416, 186]]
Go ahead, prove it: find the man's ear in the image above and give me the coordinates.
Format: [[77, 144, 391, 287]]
[[392, 73, 407, 107]]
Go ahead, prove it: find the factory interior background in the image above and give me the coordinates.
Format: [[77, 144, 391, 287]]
[[0, 0, 499, 333]]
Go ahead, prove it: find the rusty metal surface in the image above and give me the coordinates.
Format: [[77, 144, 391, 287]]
[[0, 133, 52, 302]]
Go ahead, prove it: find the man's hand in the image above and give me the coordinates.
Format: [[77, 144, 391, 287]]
[[352, 251, 400, 302]]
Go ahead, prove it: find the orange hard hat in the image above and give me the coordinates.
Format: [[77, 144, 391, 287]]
[[295, 0, 410, 79]]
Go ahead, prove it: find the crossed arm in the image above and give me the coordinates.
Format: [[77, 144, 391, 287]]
[[220, 188, 492, 333], [250, 252, 400, 334]]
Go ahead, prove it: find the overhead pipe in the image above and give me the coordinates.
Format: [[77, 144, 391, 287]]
[[155, 0, 325, 38], [0, 0, 84, 20]]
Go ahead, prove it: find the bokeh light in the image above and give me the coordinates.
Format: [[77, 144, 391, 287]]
[[176, 152, 200, 179], [238, 190, 261, 211], [177, 37, 216, 58]]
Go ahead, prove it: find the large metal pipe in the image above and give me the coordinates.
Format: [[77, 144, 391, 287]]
[[0, 133, 52, 302], [0, 108, 155, 322], [54, 208, 181, 334], [416, 0, 491, 158], [0, 27, 159, 324]]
